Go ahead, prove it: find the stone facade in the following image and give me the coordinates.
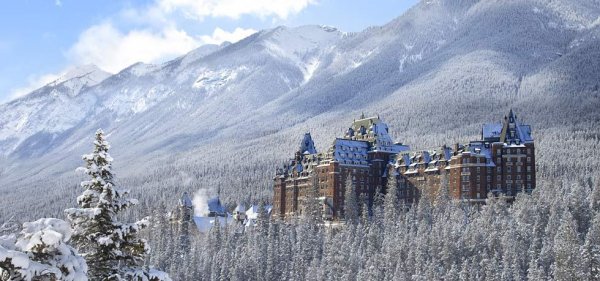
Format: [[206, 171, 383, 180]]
[[273, 110, 536, 219], [394, 109, 536, 203]]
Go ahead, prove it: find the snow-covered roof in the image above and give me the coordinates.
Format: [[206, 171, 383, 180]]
[[207, 197, 227, 215], [193, 216, 233, 232], [330, 138, 370, 165], [245, 204, 273, 219], [482, 123, 502, 141], [233, 204, 246, 213], [244, 204, 273, 227], [343, 115, 410, 153], [497, 110, 534, 145], [396, 146, 453, 167], [299, 132, 317, 154], [515, 124, 533, 143]]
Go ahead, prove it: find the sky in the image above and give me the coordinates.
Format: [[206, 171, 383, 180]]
[[0, 0, 418, 103]]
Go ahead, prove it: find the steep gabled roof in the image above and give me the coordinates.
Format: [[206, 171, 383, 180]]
[[498, 109, 534, 145], [299, 132, 317, 154]]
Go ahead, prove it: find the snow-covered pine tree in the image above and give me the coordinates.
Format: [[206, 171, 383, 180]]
[[65, 129, 171, 281], [344, 174, 359, 224], [584, 211, 600, 280], [0, 218, 87, 281], [553, 212, 584, 280]]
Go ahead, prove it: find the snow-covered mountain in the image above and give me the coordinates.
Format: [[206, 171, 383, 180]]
[[1, 0, 600, 219], [0, 65, 111, 157]]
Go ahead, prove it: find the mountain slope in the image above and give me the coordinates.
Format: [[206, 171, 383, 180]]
[[1, 0, 600, 220]]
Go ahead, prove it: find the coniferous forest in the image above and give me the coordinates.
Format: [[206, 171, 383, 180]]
[[2, 126, 600, 280], [2, 0, 600, 280]]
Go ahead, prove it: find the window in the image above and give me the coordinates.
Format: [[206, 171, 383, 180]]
[[507, 166, 511, 173], [462, 176, 469, 181], [463, 158, 469, 164], [517, 166, 521, 173], [496, 149, 501, 154], [527, 149, 531, 155], [497, 157, 501, 163], [507, 175, 511, 180], [497, 167, 501, 173], [497, 175, 501, 181], [487, 176, 491, 181], [527, 157, 531, 162], [477, 167, 481, 172], [517, 175, 521, 180], [527, 166, 531, 172], [527, 175, 531, 180]]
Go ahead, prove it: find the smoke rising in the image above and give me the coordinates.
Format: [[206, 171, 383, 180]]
[[192, 188, 216, 217]]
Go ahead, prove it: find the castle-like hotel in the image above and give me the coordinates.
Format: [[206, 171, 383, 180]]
[[273, 110, 535, 219]]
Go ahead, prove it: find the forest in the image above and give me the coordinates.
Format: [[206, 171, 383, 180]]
[[2, 121, 600, 280]]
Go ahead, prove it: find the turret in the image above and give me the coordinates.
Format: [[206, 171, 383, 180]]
[[173, 192, 194, 222], [299, 132, 317, 155]]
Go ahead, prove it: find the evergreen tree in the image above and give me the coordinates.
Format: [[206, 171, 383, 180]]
[[65, 129, 170, 280], [584, 212, 600, 280], [0, 218, 87, 281], [553, 212, 584, 280]]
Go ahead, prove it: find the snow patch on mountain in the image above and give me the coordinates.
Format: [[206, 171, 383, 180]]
[[192, 66, 248, 94], [121, 62, 160, 77], [262, 25, 342, 82], [103, 84, 175, 115], [48, 65, 110, 87]]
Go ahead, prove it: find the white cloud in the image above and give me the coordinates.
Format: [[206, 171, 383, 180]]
[[199, 27, 257, 45], [6, 0, 283, 101], [67, 22, 200, 73], [158, 0, 317, 20], [6, 23, 255, 101]]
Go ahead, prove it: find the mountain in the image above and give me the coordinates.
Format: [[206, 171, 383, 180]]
[[0, 65, 111, 158], [1, 0, 600, 220]]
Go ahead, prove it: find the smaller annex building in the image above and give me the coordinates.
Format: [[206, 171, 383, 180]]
[[172, 192, 272, 233]]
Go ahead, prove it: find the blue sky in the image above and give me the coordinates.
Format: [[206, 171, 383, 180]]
[[0, 0, 418, 103]]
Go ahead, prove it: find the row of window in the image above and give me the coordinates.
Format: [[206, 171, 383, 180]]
[[496, 165, 532, 173], [462, 174, 532, 182], [497, 148, 532, 155], [496, 157, 532, 163]]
